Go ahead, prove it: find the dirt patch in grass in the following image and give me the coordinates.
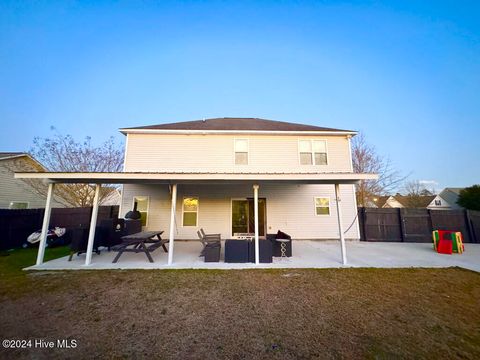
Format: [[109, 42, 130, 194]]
[[1, 265, 480, 359]]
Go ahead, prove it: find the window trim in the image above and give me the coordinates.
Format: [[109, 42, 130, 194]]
[[9, 201, 29, 209], [234, 138, 249, 165], [314, 196, 331, 216], [182, 196, 199, 227], [298, 139, 329, 166], [132, 196, 150, 227]]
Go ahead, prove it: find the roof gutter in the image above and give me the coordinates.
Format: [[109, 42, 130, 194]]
[[0, 154, 28, 162], [14, 171, 377, 184]]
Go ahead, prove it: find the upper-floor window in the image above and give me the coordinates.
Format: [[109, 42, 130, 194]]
[[183, 197, 199, 226], [299, 140, 328, 165], [234, 139, 249, 165]]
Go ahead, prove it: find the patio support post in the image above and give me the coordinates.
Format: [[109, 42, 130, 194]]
[[36, 183, 55, 266], [253, 184, 260, 265], [334, 183, 347, 265], [85, 184, 101, 266], [168, 184, 177, 265]]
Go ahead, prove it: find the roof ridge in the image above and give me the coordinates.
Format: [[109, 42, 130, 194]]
[[121, 117, 355, 133]]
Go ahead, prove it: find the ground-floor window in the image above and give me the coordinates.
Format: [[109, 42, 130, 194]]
[[133, 196, 149, 226], [9, 201, 29, 209], [183, 197, 199, 226], [314, 197, 330, 215]]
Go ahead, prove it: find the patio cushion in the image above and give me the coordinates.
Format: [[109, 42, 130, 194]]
[[248, 239, 273, 263], [276, 230, 291, 240], [225, 239, 249, 263]]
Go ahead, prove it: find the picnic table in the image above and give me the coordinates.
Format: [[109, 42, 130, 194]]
[[112, 231, 167, 263]]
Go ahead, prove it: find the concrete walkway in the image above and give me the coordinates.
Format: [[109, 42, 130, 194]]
[[25, 240, 480, 272]]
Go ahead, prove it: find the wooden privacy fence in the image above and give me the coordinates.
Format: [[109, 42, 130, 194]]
[[0, 206, 119, 250], [358, 208, 479, 243]]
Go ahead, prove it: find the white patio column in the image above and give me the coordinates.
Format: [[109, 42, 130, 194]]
[[167, 184, 177, 265], [334, 183, 347, 265], [85, 184, 101, 266], [253, 184, 260, 265], [36, 183, 55, 266]]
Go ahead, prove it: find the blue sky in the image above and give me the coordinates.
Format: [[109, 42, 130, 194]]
[[1, 1, 479, 191]]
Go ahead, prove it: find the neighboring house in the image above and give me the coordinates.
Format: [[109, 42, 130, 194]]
[[118, 118, 361, 240], [427, 188, 465, 210], [0, 152, 65, 209], [369, 194, 436, 209], [395, 195, 436, 208], [101, 187, 122, 206], [371, 195, 403, 208]]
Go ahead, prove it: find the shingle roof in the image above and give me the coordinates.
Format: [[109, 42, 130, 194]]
[[121, 117, 355, 133], [373, 196, 391, 208], [0, 152, 27, 160], [395, 195, 437, 208], [444, 187, 464, 195], [439, 188, 464, 206]]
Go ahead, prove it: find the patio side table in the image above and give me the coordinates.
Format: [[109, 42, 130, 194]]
[[275, 238, 290, 259]]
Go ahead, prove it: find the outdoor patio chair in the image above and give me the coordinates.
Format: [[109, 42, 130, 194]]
[[200, 228, 221, 239], [204, 242, 221, 262], [197, 230, 221, 256]]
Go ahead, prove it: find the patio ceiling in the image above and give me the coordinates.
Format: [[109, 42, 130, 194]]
[[14, 171, 378, 184]]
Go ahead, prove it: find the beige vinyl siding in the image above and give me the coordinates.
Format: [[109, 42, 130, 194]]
[[124, 134, 352, 173], [121, 183, 359, 240], [0, 158, 65, 209]]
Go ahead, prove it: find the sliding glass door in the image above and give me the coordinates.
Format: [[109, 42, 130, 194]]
[[231, 198, 266, 236]]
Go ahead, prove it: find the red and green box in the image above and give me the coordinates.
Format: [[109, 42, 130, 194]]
[[432, 230, 464, 254]]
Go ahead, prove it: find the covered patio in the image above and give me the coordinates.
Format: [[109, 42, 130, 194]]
[[25, 240, 480, 272], [16, 171, 378, 269]]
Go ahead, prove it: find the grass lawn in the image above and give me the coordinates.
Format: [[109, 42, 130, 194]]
[[1, 248, 480, 359]]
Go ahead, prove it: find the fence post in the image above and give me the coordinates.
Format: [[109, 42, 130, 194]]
[[362, 207, 366, 241], [465, 210, 476, 243], [358, 207, 366, 241], [427, 209, 433, 234], [398, 208, 406, 242], [398, 208, 405, 242]]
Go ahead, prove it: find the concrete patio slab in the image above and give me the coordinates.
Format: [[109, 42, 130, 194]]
[[25, 240, 480, 272]]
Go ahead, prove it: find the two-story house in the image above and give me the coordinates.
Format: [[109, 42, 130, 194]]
[[16, 118, 377, 267], [427, 188, 465, 210], [0, 152, 66, 209], [120, 118, 360, 240]]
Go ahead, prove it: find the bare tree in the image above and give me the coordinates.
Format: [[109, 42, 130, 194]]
[[403, 180, 433, 197], [352, 133, 406, 206], [14, 131, 124, 207], [401, 180, 434, 208]]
